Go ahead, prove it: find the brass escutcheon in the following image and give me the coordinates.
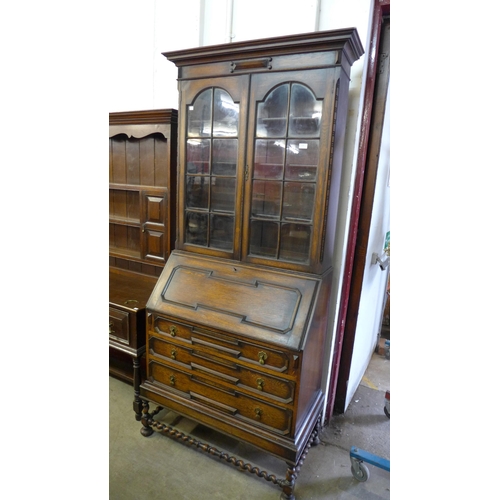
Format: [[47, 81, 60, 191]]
[[254, 407, 262, 419], [109, 322, 114, 335], [256, 378, 264, 391], [171, 349, 177, 360], [169, 325, 177, 337], [169, 375, 175, 385], [258, 351, 267, 365]]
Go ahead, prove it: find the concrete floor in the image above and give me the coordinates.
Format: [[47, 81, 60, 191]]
[[109, 351, 390, 500]]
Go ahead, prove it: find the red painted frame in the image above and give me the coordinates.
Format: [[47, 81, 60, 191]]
[[325, 0, 390, 420]]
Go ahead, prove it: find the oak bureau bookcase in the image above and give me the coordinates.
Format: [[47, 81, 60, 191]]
[[109, 109, 177, 383], [134, 29, 363, 499]]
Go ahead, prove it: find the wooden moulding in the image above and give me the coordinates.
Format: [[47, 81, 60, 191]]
[[163, 28, 364, 68], [109, 109, 178, 139]]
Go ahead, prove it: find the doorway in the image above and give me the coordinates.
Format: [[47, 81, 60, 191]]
[[326, 0, 391, 418]]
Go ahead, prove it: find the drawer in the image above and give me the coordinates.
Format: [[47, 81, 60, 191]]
[[148, 360, 292, 435], [153, 316, 295, 374], [109, 307, 130, 344], [149, 335, 295, 403]]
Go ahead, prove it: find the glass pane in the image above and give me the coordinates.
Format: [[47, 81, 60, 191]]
[[289, 84, 322, 137], [256, 84, 289, 137], [187, 89, 212, 137], [280, 223, 311, 262], [186, 139, 210, 174], [211, 177, 236, 212], [186, 176, 209, 209], [254, 139, 285, 179], [210, 214, 234, 250], [185, 212, 208, 245], [250, 220, 279, 257], [251, 180, 282, 218], [282, 182, 315, 221], [285, 140, 319, 181], [213, 89, 239, 137], [212, 139, 237, 176]]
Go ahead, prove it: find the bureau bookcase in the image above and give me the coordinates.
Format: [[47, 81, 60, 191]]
[[135, 30, 363, 499], [109, 109, 177, 383]]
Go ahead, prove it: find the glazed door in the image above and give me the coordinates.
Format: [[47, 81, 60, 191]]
[[242, 69, 337, 272], [177, 75, 250, 260]]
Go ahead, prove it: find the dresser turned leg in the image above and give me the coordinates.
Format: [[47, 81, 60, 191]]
[[140, 400, 154, 437], [140, 426, 154, 437], [279, 465, 296, 500], [132, 357, 142, 421]]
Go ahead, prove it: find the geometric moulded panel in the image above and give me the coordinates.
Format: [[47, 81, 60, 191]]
[[145, 195, 166, 226], [144, 230, 165, 262]]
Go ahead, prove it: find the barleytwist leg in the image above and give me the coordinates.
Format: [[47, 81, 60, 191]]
[[279, 464, 297, 500], [279, 415, 322, 499], [140, 400, 154, 437], [312, 416, 322, 446]]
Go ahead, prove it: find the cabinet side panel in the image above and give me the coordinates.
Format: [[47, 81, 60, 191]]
[[295, 269, 332, 428], [323, 74, 350, 265]]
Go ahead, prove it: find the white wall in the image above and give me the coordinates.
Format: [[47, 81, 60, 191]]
[[107, 0, 385, 414], [107, 0, 202, 112]]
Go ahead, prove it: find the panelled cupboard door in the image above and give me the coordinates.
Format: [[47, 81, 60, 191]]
[[177, 75, 250, 260], [141, 188, 169, 264], [242, 69, 337, 271]]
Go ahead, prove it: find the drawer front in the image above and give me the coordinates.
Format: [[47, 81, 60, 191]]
[[148, 360, 292, 435], [109, 307, 130, 344], [153, 316, 295, 374], [149, 335, 295, 403]]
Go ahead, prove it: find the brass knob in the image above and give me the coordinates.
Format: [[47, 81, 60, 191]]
[[256, 378, 264, 391], [171, 349, 177, 360], [109, 322, 115, 335], [169, 375, 175, 386], [254, 407, 262, 419], [258, 351, 267, 365], [169, 325, 177, 337]]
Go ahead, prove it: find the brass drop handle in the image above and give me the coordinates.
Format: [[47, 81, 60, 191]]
[[254, 407, 262, 419], [109, 322, 115, 335], [256, 378, 264, 391], [171, 349, 177, 360], [258, 351, 267, 365], [170, 325, 177, 337], [169, 375, 176, 386]]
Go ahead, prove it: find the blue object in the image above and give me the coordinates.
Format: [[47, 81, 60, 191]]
[[350, 446, 390, 472]]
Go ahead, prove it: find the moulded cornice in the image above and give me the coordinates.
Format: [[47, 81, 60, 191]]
[[163, 28, 364, 68], [109, 109, 178, 126], [109, 109, 178, 139]]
